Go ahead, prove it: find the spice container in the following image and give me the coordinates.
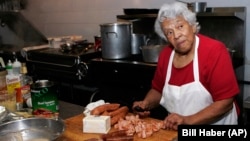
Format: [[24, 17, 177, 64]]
[[0, 68, 7, 91]]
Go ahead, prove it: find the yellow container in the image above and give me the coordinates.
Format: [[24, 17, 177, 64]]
[[6, 74, 21, 95]]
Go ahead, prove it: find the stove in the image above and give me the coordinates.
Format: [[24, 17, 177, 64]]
[[26, 45, 101, 82]]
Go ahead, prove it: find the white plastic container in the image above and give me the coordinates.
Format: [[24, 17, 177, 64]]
[[12, 59, 21, 75], [6, 60, 13, 75]]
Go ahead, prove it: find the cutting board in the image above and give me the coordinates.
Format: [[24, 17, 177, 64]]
[[56, 114, 177, 141]]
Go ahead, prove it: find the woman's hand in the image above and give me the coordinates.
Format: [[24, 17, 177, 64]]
[[132, 101, 151, 118], [164, 113, 186, 130]]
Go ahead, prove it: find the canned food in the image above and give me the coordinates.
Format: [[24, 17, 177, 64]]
[[94, 35, 102, 52], [31, 80, 58, 118]]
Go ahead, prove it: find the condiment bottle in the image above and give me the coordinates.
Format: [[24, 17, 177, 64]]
[[6, 60, 13, 75], [12, 58, 21, 75], [20, 62, 33, 86], [20, 63, 28, 74]]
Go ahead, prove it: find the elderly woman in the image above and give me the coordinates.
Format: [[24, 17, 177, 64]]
[[132, 2, 239, 130]]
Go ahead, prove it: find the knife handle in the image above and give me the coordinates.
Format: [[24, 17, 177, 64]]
[[134, 106, 145, 112]]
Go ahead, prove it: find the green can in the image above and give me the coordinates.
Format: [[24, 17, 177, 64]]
[[31, 80, 58, 117]]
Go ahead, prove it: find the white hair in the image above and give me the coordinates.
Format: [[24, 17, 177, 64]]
[[154, 2, 200, 41]]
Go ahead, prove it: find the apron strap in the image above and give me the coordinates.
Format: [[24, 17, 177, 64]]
[[193, 35, 200, 81], [166, 35, 200, 82]]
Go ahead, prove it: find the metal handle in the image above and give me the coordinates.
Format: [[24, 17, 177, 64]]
[[26, 59, 76, 67], [105, 32, 118, 38], [76, 62, 88, 80]]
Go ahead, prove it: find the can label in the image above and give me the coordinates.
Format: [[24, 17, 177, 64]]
[[6, 74, 21, 95], [15, 85, 31, 110], [31, 80, 58, 118]]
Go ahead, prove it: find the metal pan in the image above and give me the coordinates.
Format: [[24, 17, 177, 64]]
[[0, 117, 65, 141], [0, 108, 8, 123]]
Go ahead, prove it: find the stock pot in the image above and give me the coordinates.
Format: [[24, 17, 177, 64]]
[[177, 1, 207, 13], [131, 34, 147, 55], [188, 2, 207, 13], [141, 45, 166, 63], [100, 22, 131, 59]]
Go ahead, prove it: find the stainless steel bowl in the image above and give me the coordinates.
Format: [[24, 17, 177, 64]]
[[0, 117, 64, 141], [0, 108, 8, 123]]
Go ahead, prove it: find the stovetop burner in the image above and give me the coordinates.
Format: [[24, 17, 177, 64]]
[[26, 45, 101, 67]]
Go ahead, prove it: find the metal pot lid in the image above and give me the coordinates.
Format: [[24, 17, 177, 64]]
[[32, 80, 54, 88]]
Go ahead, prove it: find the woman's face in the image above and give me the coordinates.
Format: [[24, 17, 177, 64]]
[[161, 16, 196, 55]]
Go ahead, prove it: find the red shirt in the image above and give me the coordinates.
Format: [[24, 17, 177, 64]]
[[152, 34, 239, 103]]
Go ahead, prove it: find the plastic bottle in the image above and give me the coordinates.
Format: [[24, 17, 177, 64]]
[[20, 63, 33, 86], [12, 58, 21, 75], [20, 63, 28, 75], [6, 60, 13, 75]]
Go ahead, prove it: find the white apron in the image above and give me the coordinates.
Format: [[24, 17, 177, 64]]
[[160, 36, 238, 124]]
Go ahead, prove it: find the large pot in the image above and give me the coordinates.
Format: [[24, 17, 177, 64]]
[[100, 22, 131, 59], [141, 45, 166, 63], [177, 1, 207, 13], [188, 2, 207, 13], [131, 33, 147, 55]]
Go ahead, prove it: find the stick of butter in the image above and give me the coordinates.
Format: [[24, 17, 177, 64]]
[[83, 115, 111, 134]]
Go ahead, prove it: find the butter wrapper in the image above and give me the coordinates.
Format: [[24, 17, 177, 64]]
[[83, 115, 111, 134]]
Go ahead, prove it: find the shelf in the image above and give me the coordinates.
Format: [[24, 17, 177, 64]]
[[117, 7, 246, 21]]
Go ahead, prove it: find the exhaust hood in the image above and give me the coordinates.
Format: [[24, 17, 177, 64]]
[[0, 11, 48, 53]]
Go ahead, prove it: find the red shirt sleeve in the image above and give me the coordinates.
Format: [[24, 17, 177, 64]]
[[198, 35, 239, 101]]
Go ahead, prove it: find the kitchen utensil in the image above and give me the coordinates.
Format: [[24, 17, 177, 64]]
[[189, 2, 207, 13], [141, 45, 166, 63], [0, 106, 8, 123], [177, 1, 207, 13], [134, 106, 146, 112], [100, 22, 131, 59], [0, 117, 65, 141], [131, 33, 147, 55]]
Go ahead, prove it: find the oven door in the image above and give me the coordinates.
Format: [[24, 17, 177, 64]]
[[26, 48, 100, 83]]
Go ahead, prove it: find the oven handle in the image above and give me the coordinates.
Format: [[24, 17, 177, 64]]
[[26, 59, 76, 67]]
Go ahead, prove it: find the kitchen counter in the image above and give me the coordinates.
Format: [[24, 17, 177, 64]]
[[57, 114, 177, 141]]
